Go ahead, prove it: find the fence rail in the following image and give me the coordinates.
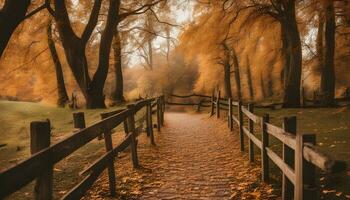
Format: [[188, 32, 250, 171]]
[[0, 96, 165, 200], [167, 91, 347, 200]]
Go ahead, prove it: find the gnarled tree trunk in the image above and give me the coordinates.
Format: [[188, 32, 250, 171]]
[[47, 20, 69, 107], [53, 0, 119, 108], [113, 30, 125, 103], [0, 0, 31, 57]]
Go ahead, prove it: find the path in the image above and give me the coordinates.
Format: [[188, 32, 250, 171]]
[[84, 112, 277, 200]]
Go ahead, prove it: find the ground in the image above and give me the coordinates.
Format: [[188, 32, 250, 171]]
[[84, 112, 276, 200], [1, 101, 350, 199]]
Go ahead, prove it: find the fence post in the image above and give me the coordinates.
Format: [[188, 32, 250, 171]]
[[156, 98, 161, 131], [228, 98, 233, 130], [282, 116, 297, 200], [100, 113, 116, 197], [216, 90, 220, 118], [211, 91, 215, 116], [238, 101, 244, 152], [160, 96, 164, 126], [197, 99, 202, 112], [123, 118, 129, 135], [127, 104, 139, 168], [73, 112, 85, 129], [147, 100, 156, 145], [302, 134, 318, 199], [248, 103, 254, 162], [295, 132, 303, 200], [30, 120, 53, 200], [261, 114, 270, 183]]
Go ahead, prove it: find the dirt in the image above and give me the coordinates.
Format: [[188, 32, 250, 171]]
[[84, 112, 277, 200]]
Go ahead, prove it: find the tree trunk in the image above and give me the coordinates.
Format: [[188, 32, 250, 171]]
[[261, 72, 266, 99], [224, 62, 232, 99], [246, 56, 254, 101], [53, 0, 118, 109], [148, 39, 153, 70], [316, 9, 325, 73], [232, 48, 242, 101], [280, 25, 290, 88], [47, 20, 69, 107], [112, 30, 125, 103], [320, 0, 336, 106], [281, 1, 302, 108], [0, 0, 31, 57]]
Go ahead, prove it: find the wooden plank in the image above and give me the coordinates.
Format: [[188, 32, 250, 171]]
[[100, 109, 126, 118], [170, 93, 212, 99], [266, 147, 295, 185], [238, 101, 244, 152], [0, 110, 131, 198], [282, 116, 297, 200], [148, 101, 155, 145], [211, 91, 215, 116], [30, 121, 53, 200], [302, 135, 318, 199], [231, 101, 239, 106], [134, 99, 149, 113], [216, 90, 220, 119], [80, 133, 133, 176], [228, 98, 233, 131], [232, 115, 239, 125], [261, 114, 270, 183], [151, 101, 157, 108], [266, 123, 296, 150], [62, 162, 105, 200], [243, 126, 262, 149], [100, 113, 116, 197], [241, 106, 261, 124], [0, 148, 52, 198], [295, 132, 303, 200], [248, 103, 255, 162], [156, 98, 161, 131], [73, 112, 86, 129], [127, 104, 139, 168], [303, 143, 347, 173], [50, 109, 131, 164]]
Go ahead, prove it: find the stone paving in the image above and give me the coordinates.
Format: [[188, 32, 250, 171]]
[[84, 112, 277, 200]]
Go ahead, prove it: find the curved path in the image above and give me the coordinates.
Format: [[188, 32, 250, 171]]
[[84, 112, 276, 200]]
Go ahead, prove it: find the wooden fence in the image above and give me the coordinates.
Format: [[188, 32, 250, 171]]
[[0, 96, 165, 200], [169, 91, 347, 200]]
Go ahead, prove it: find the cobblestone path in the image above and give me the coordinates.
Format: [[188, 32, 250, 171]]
[[85, 112, 277, 200]]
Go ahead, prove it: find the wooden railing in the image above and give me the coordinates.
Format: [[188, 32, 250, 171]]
[[169, 91, 348, 200], [0, 96, 165, 200]]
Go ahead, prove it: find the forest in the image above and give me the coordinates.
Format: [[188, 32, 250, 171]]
[[0, 0, 350, 200]]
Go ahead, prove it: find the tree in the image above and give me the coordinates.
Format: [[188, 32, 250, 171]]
[[112, 30, 125, 103], [319, 0, 336, 106], [47, 19, 69, 107], [0, 0, 31, 57], [219, 41, 233, 98], [0, 0, 48, 58], [53, 0, 118, 108], [231, 46, 242, 101]]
